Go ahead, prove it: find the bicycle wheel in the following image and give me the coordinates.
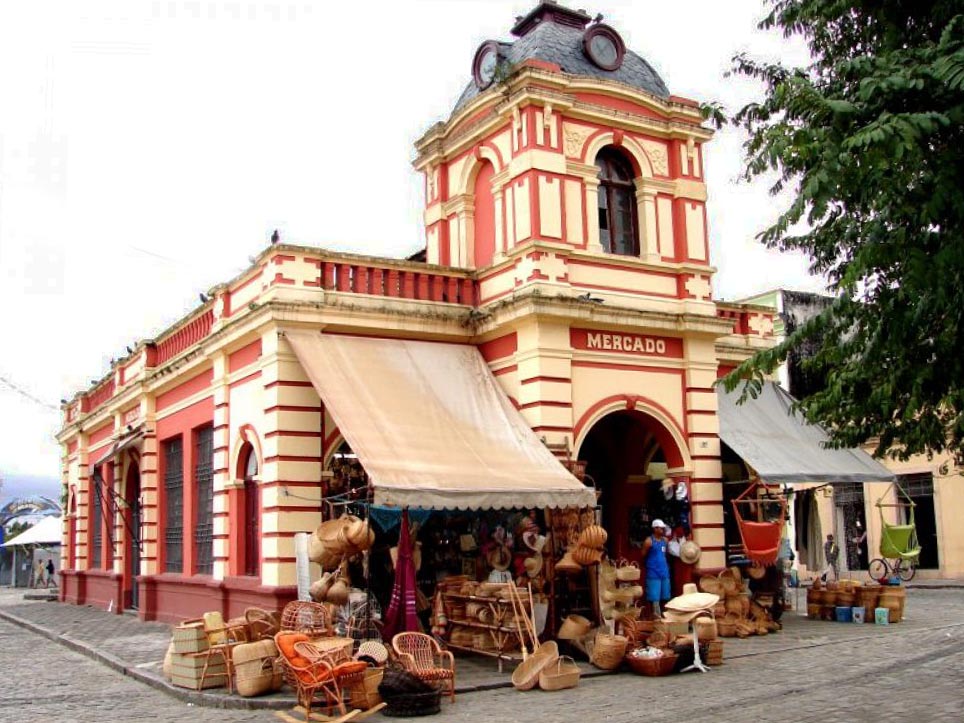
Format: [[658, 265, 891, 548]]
[[898, 559, 917, 582], [868, 558, 888, 582]]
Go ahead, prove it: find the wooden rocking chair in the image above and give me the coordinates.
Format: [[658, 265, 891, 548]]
[[391, 632, 456, 702]]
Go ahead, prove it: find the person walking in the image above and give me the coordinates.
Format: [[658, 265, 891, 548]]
[[45, 558, 56, 588], [643, 519, 672, 618], [33, 559, 46, 588], [823, 534, 839, 582]]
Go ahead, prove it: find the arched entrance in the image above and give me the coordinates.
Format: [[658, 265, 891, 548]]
[[124, 461, 141, 610], [577, 408, 687, 564]]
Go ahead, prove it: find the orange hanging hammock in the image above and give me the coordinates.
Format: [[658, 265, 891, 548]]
[[731, 481, 787, 566]]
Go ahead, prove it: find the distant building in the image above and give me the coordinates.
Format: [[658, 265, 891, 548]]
[[739, 288, 964, 579]]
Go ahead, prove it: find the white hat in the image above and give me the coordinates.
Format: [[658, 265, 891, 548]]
[[651, 519, 668, 530]]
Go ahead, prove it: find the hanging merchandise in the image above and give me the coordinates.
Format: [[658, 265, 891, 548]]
[[382, 510, 421, 639], [731, 481, 788, 566]]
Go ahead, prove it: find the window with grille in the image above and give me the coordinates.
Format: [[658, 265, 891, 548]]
[[194, 426, 214, 576], [163, 437, 184, 573], [898, 473, 934, 498], [90, 471, 103, 569]]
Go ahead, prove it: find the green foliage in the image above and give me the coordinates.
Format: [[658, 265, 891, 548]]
[[721, 1, 964, 460]]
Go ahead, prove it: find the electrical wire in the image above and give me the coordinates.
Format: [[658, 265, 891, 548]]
[[0, 374, 59, 411]]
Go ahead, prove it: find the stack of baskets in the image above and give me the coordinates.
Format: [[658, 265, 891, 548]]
[[699, 567, 779, 638]]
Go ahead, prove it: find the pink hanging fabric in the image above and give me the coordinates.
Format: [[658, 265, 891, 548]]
[[382, 509, 421, 640]]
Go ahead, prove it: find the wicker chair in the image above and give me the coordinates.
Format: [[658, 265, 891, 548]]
[[275, 633, 346, 721], [391, 632, 456, 702], [199, 611, 249, 692], [245, 607, 281, 641], [280, 600, 333, 637]]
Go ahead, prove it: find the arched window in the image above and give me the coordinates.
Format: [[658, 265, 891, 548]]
[[596, 148, 638, 256], [240, 443, 260, 577]]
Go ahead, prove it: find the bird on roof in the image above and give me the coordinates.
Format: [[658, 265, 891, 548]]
[[271, 229, 280, 244], [199, 292, 209, 303]]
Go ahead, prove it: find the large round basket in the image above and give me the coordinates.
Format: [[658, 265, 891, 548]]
[[381, 689, 442, 718], [626, 652, 677, 677], [699, 575, 724, 596], [590, 633, 628, 671]]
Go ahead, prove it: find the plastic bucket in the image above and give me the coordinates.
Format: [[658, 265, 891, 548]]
[[851, 606, 865, 624], [835, 606, 853, 623]]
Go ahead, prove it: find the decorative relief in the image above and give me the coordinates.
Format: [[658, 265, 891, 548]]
[[640, 139, 669, 176], [684, 274, 712, 300], [748, 313, 774, 337], [563, 124, 593, 159]]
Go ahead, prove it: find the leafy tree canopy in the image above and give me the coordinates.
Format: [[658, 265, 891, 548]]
[[717, 0, 964, 460]]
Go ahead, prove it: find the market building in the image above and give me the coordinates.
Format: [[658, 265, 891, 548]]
[[56, 2, 779, 623], [739, 288, 964, 580]]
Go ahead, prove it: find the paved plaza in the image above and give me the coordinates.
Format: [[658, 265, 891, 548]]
[[0, 586, 961, 722]]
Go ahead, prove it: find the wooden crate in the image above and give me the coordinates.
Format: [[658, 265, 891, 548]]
[[170, 651, 227, 690], [172, 620, 209, 654]]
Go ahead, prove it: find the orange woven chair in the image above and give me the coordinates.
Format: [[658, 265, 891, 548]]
[[199, 611, 249, 692], [391, 632, 456, 702], [275, 632, 353, 721]]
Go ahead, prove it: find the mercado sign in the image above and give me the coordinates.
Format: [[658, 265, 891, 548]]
[[570, 328, 683, 357]]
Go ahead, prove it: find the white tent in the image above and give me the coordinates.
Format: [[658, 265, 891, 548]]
[[3, 515, 63, 547]]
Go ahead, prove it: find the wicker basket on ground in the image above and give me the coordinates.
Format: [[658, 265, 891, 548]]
[[511, 641, 558, 691], [538, 656, 581, 691], [589, 633, 628, 671], [348, 666, 385, 711], [233, 639, 282, 698], [379, 667, 442, 718], [625, 652, 677, 677]]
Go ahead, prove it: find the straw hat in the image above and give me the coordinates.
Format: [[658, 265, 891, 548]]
[[680, 540, 701, 565], [487, 544, 512, 571], [524, 554, 543, 578], [665, 582, 720, 613], [523, 531, 547, 553]]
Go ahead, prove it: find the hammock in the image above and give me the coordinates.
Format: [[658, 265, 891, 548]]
[[731, 481, 787, 566], [876, 483, 922, 561]]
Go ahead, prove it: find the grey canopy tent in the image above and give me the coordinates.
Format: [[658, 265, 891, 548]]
[[717, 381, 894, 485]]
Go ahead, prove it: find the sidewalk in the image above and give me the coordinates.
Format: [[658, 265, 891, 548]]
[[1, 585, 962, 710]]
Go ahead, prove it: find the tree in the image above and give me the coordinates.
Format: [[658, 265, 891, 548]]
[[717, 0, 964, 460]]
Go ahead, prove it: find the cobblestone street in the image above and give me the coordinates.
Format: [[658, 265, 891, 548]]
[[1, 588, 961, 722]]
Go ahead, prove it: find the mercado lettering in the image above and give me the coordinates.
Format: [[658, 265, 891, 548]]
[[587, 332, 667, 355]]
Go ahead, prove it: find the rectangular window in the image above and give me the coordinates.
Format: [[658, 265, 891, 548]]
[[90, 471, 103, 569], [163, 437, 184, 573], [194, 426, 215, 576]]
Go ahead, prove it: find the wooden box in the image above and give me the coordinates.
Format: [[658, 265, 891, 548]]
[[172, 620, 209, 654], [170, 651, 227, 690]]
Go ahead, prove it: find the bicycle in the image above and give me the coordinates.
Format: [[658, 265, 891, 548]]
[[867, 556, 917, 583]]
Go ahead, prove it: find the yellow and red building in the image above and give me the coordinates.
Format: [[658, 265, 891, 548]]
[[56, 2, 774, 622]]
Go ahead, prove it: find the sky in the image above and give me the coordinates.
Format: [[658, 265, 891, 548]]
[[0, 0, 824, 482]]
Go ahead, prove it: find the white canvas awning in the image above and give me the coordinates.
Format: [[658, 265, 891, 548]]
[[285, 331, 595, 510], [717, 381, 894, 485], [2, 515, 63, 547]]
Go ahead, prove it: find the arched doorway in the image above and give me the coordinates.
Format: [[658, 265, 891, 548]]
[[124, 461, 141, 610], [577, 409, 687, 564]]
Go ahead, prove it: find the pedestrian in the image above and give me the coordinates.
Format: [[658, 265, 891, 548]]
[[823, 534, 839, 581], [45, 558, 56, 588], [34, 559, 46, 588], [643, 519, 672, 618]]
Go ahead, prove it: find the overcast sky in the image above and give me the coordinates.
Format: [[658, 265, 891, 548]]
[[0, 0, 823, 481]]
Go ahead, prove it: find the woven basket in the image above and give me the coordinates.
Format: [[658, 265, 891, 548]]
[[577, 525, 608, 549], [538, 656, 581, 691], [572, 546, 603, 566], [356, 640, 389, 666], [716, 621, 737, 637], [511, 641, 559, 691], [694, 617, 717, 642], [626, 652, 677, 676], [234, 640, 282, 698], [349, 667, 385, 710], [558, 614, 592, 640], [381, 688, 442, 718], [699, 575, 724, 596], [590, 633, 628, 671]]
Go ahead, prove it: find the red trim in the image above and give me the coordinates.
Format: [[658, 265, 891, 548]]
[[228, 339, 262, 373], [520, 376, 570, 385], [229, 370, 261, 390], [264, 455, 322, 463], [491, 364, 518, 377], [478, 333, 518, 362], [156, 369, 214, 412]]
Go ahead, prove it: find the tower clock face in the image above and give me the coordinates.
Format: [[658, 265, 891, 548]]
[[472, 41, 501, 89], [583, 25, 625, 71]]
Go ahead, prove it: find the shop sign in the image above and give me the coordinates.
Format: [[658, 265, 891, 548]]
[[570, 328, 682, 357]]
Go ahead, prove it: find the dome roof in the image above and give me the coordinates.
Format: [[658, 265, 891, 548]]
[[454, 4, 670, 112]]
